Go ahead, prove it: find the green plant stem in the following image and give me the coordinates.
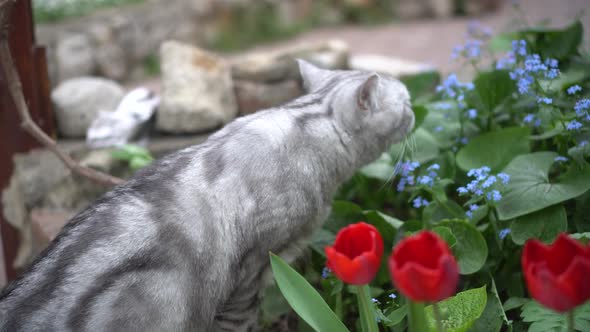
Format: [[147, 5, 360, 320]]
[[407, 300, 429, 332], [488, 208, 504, 251], [568, 310, 575, 332], [432, 302, 445, 332], [356, 285, 379, 332], [335, 290, 343, 320]]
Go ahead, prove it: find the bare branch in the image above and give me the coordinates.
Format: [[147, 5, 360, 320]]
[[0, 1, 124, 186]]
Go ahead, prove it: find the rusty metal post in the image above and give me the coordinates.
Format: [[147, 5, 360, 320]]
[[0, 0, 55, 283]]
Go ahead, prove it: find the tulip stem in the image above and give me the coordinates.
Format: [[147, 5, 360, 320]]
[[432, 303, 445, 332], [356, 285, 379, 332], [407, 300, 429, 332], [568, 310, 575, 332]]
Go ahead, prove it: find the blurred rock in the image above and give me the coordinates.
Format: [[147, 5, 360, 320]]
[[464, 0, 503, 15], [429, 0, 454, 18], [231, 39, 349, 82], [349, 54, 435, 78], [31, 208, 73, 254], [394, 0, 453, 19], [55, 33, 95, 81], [234, 79, 303, 115], [52, 77, 125, 137], [90, 25, 128, 80], [158, 41, 237, 133]]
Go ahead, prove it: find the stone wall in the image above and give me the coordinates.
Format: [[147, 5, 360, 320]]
[[35, 0, 500, 85], [37, 0, 204, 84], [35, 0, 318, 85]]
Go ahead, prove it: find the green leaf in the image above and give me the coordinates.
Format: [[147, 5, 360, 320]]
[[112, 144, 152, 160], [456, 127, 531, 172], [467, 70, 516, 114], [571, 232, 590, 244], [521, 300, 590, 332], [528, 123, 564, 141], [424, 201, 466, 224], [489, 32, 520, 52], [400, 71, 440, 101], [269, 253, 349, 332], [503, 298, 530, 312], [412, 104, 429, 130], [421, 101, 462, 149], [324, 201, 365, 233], [129, 156, 153, 170], [390, 128, 440, 163], [573, 192, 590, 232], [569, 142, 590, 166], [360, 153, 395, 181], [432, 226, 457, 248], [510, 205, 567, 245], [385, 305, 407, 326], [425, 286, 487, 332], [310, 229, 335, 257], [363, 210, 398, 248], [469, 291, 503, 332], [496, 152, 590, 220], [523, 20, 583, 61], [439, 219, 488, 274], [540, 67, 590, 93]]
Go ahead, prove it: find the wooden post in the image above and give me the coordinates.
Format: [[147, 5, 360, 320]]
[[0, 0, 55, 283]]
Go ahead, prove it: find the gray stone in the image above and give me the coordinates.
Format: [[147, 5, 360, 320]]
[[89, 24, 128, 80], [96, 43, 128, 80], [349, 54, 435, 78], [1, 148, 72, 269], [55, 33, 96, 81], [157, 41, 237, 133], [231, 39, 349, 82], [52, 77, 125, 137], [234, 79, 303, 115]]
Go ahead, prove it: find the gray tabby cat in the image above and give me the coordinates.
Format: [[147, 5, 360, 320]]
[[0, 60, 414, 331]]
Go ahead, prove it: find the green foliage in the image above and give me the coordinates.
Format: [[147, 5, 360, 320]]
[[111, 144, 154, 171], [438, 219, 488, 275], [33, 0, 144, 23], [142, 54, 161, 76], [520, 21, 583, 61], [496, 152, 590, 220], [521, 301, 590, 332], [510, 205, 567, 245], [265, 13, 590, 332], [456, 127, 530, 172], [400, 71, 441, 102], [425, 286, 487, 332], [467, 70, 516, 114], [269, 253, 349, 332]]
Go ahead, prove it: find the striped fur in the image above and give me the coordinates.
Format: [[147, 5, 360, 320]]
[[0, 60, 414, 331]]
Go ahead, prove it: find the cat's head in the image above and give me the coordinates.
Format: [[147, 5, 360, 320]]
[[298, 60, 414, 165]]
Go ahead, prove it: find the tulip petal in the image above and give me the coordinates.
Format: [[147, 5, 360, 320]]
[[325, 222, 384, 285], [545, 233, 588, 274], [389, 231, 459, 302], [522, 234, 590, 312]]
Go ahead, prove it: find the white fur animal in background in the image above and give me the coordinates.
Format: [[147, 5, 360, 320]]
[[86, 87, 160, 148]]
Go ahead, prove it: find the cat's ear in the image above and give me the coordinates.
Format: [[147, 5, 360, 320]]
[[357, 74, 380, 111], [296, 59, 329, 92]]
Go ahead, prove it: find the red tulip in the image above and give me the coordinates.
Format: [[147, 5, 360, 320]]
[[522, 233, 590, 312], [325, 222, 384, 285], [389, 231, 459, 302]]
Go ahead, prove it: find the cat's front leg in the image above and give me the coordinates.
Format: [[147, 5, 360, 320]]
[[213, 289, 260, 332]]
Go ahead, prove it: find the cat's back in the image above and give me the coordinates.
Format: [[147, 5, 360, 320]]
[[0, 147, 226, 330], [0, 108, 312, 331]]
